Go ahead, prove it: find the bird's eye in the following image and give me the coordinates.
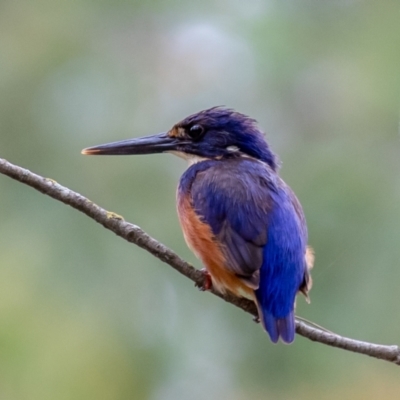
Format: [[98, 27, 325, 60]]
[[188, 124, 205, 140]]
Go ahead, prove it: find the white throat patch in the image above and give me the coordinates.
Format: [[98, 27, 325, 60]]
[[168, 151, 209, 166]]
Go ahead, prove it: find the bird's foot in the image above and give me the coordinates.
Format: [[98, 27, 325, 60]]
[[195, 269, 212, 291], [252, 315, 260, 324]]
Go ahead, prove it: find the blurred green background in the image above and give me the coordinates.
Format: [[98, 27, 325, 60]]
[[1, 0, 400, 399]]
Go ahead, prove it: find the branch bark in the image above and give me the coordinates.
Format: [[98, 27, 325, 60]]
[[0, 156, 399, 365]]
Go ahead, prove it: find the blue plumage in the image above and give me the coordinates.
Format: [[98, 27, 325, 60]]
[[174, 107, 278, 170], [82, 106, 313, 344], [256, 184, 307, 343], [180, 157, 307, 343]]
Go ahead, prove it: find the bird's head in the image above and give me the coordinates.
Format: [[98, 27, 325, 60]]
[[82, 107, 278, 170]]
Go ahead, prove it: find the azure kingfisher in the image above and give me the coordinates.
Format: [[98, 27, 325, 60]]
[[82, 107, 314, 343]]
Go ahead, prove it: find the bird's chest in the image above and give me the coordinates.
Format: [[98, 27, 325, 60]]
[[176, 191, 215, 260], [176, 189, 253, 298]]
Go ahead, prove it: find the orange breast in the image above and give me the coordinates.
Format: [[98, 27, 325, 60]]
[[177, 193, 253, 298]]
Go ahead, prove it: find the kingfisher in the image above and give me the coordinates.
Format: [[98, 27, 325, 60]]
[[82, 107, 314, 343]]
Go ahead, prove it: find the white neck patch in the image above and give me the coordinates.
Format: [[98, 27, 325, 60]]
[[226, 145, 240, 153]]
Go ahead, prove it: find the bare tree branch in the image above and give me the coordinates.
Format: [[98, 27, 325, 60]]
[[0, 156, 399, 365]]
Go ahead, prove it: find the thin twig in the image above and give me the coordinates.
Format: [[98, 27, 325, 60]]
[[0, 156, 399, 365]]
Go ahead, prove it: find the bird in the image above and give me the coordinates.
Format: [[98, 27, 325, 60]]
[[82, 107, 314, 343]]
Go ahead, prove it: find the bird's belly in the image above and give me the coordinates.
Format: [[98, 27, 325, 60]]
[[177, 195, 253, 298]]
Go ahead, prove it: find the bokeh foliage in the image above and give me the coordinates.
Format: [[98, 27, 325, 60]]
[[1, 0, 400, 398]]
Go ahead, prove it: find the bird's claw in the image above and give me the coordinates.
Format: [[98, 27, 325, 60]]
[[195, 268, 212, 291], [253, 315, 260, 324]]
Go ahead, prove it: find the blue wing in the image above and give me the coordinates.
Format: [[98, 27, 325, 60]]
[[186, 158, 308, 343]]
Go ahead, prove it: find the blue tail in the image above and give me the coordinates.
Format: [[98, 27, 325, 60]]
[[253, 184, 306, 344], [261, 310, 295, 344]]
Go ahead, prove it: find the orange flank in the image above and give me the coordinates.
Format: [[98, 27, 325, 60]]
[[177, 193, 254, 298]]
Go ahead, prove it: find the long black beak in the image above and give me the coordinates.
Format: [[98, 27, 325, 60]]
[[81, 132, 183, 155]]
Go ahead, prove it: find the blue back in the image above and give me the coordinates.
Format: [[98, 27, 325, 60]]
[[179, 157, 307, 343]]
